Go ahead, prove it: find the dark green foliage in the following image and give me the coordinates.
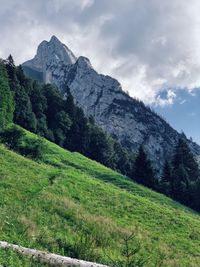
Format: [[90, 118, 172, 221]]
[[64, 106, 88, 153], [0, 125, 45, 160], [133, 146, 155, 189], [172, 138, 199, 182], [113, 141, 133, 176], [13, 82, 37, 131], [190, 178, 200, 211], [0, 61, 15, 130], [86, 124, 114, 167], [29, 81, 48, 136], [54, 111, 72, 146], [172, 164, 189, 202], [160, 138, 200, 210], [5, 59, 36, 132], [171, 138, 199, 204], [160, 160, 173, 196], [43, 84, 63, 129], [63, 87, 76, 117], [19, 138, 47, 160], [0, 125, 24, 150]]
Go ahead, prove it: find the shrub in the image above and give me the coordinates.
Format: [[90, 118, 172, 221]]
[[19, 138, 46, 160], [0, 125, 24, 150]]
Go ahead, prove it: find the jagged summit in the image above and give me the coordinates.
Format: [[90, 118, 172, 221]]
[[50, 35, 60, 43], [22, 37, 200, 169], [23, 36, 77, 82], [23, 36, 77, 83]]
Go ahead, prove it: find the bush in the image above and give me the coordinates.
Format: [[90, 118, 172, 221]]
[[0, 125, 24, 150], [19, 138, 46, 160], [0, 125, 46, 160]]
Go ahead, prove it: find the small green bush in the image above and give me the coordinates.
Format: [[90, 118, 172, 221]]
[[0, 125, 24, 150], [19, 138, 47, 160]]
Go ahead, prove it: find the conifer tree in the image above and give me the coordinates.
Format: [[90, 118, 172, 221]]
[[12, 83, 37, 132], [133, 145, 155, 189], [172, 164, 189, 202], [0, 61, 14, 130], [170, 138, 199, 203], [64, 88, 76, 118], [29, 81, 48, 136], [160, 160, 173, 196], [113, 141, 132, 176], [86, 124, 114, 167], [172, 138, 199, 182]]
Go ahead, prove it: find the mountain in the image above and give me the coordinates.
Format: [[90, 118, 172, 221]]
[[0, 127, 200, 266], [22, 36, 200, 170]]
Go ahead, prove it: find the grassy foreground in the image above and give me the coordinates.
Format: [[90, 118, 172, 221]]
[[0, 129, 200, 266]]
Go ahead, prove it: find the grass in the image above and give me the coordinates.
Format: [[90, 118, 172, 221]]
[[0, 128, 200, 266]]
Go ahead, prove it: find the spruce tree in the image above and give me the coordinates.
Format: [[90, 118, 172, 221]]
[[173, 164, 189, 202], [113, 141, 132, 176], [64, 88, 76, 118], [12, 83, 37, 132], [172, 138, 199, 182], [171, 138, 199, 204], [29, 81, 48, 136], [43, 84, 63, 129], [54, 111, 72, 146], [160, 160, 173, 195], [0, 61, 14, 130], [86, 124, 114, 167], [133, 145, 155, 189]]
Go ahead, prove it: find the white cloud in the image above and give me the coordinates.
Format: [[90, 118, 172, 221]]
[[155, 90, 176, 107], [180, 99, 186, 105], [1, 0, 200, 106]]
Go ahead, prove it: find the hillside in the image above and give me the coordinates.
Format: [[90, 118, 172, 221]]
[[0, 128, 200, 266]]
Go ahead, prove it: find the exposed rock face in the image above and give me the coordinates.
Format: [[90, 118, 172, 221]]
[[22, 36, 200, 171], [23, 36, 77, 84]]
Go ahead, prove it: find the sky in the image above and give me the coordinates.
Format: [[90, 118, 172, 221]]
[[0, 0, 199, 143]]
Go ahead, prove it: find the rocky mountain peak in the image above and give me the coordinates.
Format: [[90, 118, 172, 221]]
[[50, 35, 60, 43], [23, 36, 77, 73], [22, 36, 200, 170]]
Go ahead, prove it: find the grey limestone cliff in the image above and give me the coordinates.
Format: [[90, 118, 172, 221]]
[[22, 36, 200, 170]]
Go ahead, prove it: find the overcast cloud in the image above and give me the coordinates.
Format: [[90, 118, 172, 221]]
[[1, 0, 200, 105]]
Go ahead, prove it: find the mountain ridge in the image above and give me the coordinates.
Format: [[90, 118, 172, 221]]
[[22, 36, 200, 170]]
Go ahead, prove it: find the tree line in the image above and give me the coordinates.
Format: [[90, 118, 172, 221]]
[[0, 55, 200, 212], [1, 56, 134, 176]]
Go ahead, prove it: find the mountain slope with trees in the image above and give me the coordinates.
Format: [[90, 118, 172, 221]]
[[22, 36, 200, 171], [0, 55, 200, 266], [1, 56, 200, 213]]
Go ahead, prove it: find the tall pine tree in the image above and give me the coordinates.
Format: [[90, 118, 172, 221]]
[[0, 61, 14, 130], [133, 145, 155, 189], [172, 138, 199, 182], [160, 160, 173, 196]]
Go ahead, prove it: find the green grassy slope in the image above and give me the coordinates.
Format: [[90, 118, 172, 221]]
[[0, 129, 200, 266]]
